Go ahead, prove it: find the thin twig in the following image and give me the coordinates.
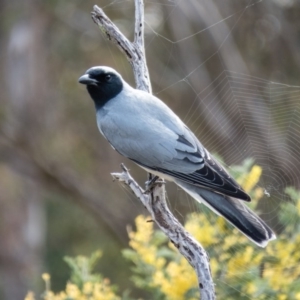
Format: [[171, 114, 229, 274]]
[[92, 5, 151, 93], [134, 0, 145, 48]]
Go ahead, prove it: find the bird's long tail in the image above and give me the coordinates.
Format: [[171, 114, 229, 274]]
[[176, 181, 276, 247]]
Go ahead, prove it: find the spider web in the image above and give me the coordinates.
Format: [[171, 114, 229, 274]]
[[102, 0, 300, 297]]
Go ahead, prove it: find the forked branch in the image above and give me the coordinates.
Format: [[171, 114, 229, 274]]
[[91, 3, 151, 93], [91, 3, 215, 299]]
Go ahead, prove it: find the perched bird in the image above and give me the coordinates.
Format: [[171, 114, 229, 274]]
[[79, 66, 276, 247]]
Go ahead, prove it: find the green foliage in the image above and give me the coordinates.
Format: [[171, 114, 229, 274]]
[[26, 160, 300, 299], [26, 251, 124, 300], [63, 251, 103, 288], [280, 187, 300, 234], [120, 161, 300, 300]]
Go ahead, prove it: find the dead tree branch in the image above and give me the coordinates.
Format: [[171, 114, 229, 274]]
[[91, 2, 151, 93], [91, 3, 216, 299]]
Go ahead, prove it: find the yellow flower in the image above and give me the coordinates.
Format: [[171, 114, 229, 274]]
[[210, 258, 219, 276], [93, 281, 120, 300], [42, 273, 50, 281], [216, 217, 227, 233], [254, 187, 264, 201], [44, 291, 55, 300], [246, 282, 257, 294], [66, 282, 81, 298], [227, 246, 260, 278], [263, 257, 295, 292], [185, 213, 217, 247], [129, 215, 153, 244], [42, 273, 51, 294], [24, 292, 35, 300], [222, 235, 239, 250], [297, 200, 300, 215], [128, 215, 166, 269], [242, 165, 262, 193], [83, 282, 93, 294], [153, 258, 197, 300]]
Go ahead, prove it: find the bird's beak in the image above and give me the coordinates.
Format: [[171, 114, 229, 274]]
[[78, 74, 98, 86]]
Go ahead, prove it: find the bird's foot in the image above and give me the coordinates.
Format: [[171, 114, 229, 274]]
[[144, 176, 165, 193]]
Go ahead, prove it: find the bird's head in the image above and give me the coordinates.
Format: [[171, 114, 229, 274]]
[[78, 66, 123, 109]]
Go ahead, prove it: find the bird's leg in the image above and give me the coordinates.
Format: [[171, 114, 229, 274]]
[[144, 175, 165, 193]]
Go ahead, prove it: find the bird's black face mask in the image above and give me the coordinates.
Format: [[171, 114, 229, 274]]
[[79, 69, 123, 109]]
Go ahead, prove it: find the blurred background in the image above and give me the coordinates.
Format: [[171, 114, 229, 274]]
[[1, 0, 300, 299]]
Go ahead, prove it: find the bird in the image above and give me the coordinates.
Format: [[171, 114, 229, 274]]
[[78, 66, 276, 247]]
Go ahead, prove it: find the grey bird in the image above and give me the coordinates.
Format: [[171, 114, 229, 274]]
[[79, 66, 276, 247]]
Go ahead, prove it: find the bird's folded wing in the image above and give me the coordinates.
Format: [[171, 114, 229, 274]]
[[99, 93, 250, 201], [133, 132, 250, 201], [156, 132, 251, 201]]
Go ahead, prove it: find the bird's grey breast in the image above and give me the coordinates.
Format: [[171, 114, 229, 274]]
[[96, 87, 204, 171]]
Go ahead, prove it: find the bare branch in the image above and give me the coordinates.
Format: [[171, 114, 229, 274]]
[[134, 0, 145, 49], [91, 5, 151, 93], [111, 166, 216, 299], [92, 2, 215, 299]]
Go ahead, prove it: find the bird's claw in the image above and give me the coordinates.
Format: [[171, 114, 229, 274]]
[[144, 176, 165, 193]]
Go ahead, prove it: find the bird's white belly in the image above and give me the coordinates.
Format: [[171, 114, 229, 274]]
[[140, 166, 176, 182]]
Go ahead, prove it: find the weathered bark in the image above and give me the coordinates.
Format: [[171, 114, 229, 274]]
[[92, 2, 216, 298]]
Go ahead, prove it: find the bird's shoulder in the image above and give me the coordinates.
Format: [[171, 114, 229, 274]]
[[98, 85, 184, 133]]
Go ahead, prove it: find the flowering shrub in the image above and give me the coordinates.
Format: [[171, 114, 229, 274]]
[[25, 251, 121, 300], [25, 160, 300, 299]]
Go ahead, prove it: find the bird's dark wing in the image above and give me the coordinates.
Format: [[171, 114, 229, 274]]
[[98, 89, 250, 201], [134, 133, 251, 202]]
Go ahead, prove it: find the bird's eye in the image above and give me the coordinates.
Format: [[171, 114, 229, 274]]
[[105, 74, 112, 82]]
